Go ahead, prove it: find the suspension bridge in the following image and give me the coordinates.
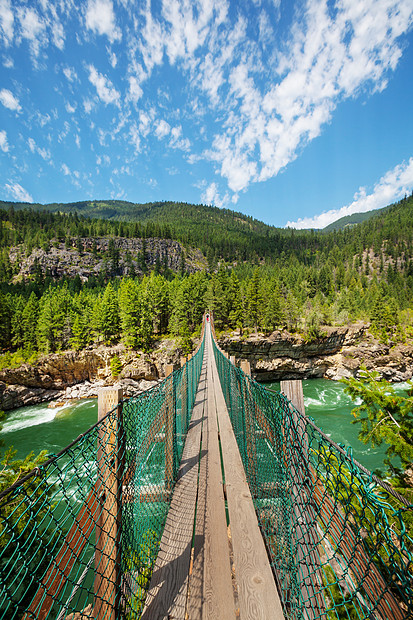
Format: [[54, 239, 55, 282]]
[[0, 314, 412, 619]]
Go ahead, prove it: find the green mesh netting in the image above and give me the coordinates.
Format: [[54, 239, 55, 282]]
[[211, 335, 413, 620], [0, 330, 205, 620]]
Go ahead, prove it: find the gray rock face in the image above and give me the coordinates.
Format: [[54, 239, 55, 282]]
[[9, 237, 207, 282], [219, 324, 413, 383], [0, 382, 64, 410], [0, 337, 183, 410]]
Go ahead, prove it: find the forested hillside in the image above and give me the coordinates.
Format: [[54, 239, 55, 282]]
[[321, 204, 391, 231], [0, 193, 413, 367]]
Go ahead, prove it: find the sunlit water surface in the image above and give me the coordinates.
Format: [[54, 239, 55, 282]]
[[2, 378, 410, 472]]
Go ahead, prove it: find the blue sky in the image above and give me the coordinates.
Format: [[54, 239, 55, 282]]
[[1, 0, 413, 229]]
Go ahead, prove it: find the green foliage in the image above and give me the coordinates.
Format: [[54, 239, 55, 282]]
[[0, 348, 39, 370], [1, 194, 413, 361], [118, 278, 140, 349], [370, 296, 399, 343], [341, 369, 413, 473], [99, 282, 120, 345], [124, 529, 159, 615], [110, 354, 122, 378]]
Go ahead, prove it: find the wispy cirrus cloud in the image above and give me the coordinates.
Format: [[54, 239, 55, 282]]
[[17, 6, 46, 57], [28, 137, 51, 160], [0, 0, 14, 45], [1, 0, 413, 218], [5, 181, 33, 202], [0, 129, 9, 152], [286, 158, 413, 229], [85, 0, 121, 43], [88, 64, 120, 106], [205, 0, 413, 197], [0, 88, 21, 111]]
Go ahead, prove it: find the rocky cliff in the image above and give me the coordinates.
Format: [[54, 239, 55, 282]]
[[218, 323, 413, 383], [9, 237, 207, 282], [1, 323, 412, 411], [0, 338, 183, 410]]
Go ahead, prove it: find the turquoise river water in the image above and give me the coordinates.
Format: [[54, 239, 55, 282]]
[[1, 378, 410, 473]]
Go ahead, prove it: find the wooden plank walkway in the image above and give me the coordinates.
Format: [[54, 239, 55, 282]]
[[142, 323, 285, 619]]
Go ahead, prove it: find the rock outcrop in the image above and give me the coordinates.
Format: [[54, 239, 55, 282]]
[[9, 237, 208, 282], [0, 337, 183, 410], [2, 323, 412, 411], [218, 323, 413, 383]]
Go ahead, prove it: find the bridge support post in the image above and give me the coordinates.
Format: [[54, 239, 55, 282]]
[[95, 387, 124, 620], [165, 365, 176, 492], [180, 357, 188, 432], [239, 360, 258, 489]]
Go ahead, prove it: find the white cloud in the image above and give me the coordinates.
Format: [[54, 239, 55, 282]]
[[66, 102, 77, 113], [88, 64, 120, 106], [61, 163, 71, 175], [204, 0, 413, 197], [63, 66, 78, 82], [17, 7, 46, 57], [0, 129, 9, 152], [50, 9, 65, 50], [27, 136, 50, 160], [83, 98, 94, 113], [0, 0, 14, 45], [109, 50, 118, 67], [130, 123, 141, 152], [5, 182, 33, 202], [85, 0, 121, 43], [138, 3, 165, 73], [155, 119, 170, 139], [0, 88, 21, 112], [169, 125, 191, 151], [128, 75, 143, 103], [201, 181, 229, 208], [286, 158, 413, 229]]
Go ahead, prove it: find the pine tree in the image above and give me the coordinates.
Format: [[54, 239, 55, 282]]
[[22, 292, 39, 350], [99, 282, 120, 344], [246, 269, 262, 332], [227, 271, 243, 330], [11, 296, 25, 350], [118, 278, 140, 349], [342, 369, 413, 474], [263, 283, 284, 334]]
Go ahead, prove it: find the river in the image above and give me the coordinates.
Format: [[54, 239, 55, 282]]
[[1, 378, 409, 473]]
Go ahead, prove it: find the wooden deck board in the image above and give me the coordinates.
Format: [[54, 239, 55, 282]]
[[141, 323, 284, 619], [186, 386, 208, 619], [141, 362, 207, 619], [209, 339, 285, 620], [201, 345, 237, 619]]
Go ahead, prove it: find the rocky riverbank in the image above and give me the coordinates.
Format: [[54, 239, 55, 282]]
[[219, 322, 413, 383], [1, 323, 412, 411], [0, 337, 182, 410]]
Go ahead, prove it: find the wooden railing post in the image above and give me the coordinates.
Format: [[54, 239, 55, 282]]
[[180, 357, 188, 432], [239, 360, 257, 489], [95, 387, 123, 620], [165, 365, 175, 492]]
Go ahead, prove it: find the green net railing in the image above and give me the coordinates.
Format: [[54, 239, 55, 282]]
[[0, 327, 205, 620], [212, 336, 413, 620]]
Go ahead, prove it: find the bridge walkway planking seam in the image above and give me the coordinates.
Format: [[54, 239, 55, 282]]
[[142, 323, 285, 619]]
